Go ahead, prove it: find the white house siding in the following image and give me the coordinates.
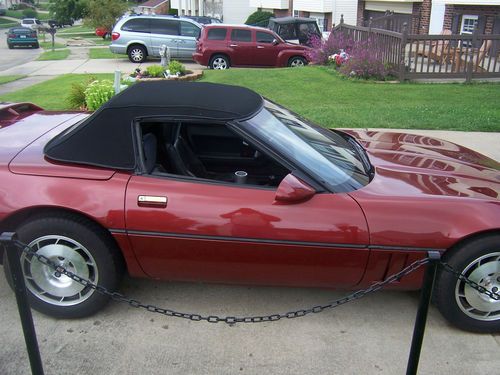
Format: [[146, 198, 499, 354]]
[[429, 0, 446, 33], [249, 0, 288, 8], [294, 0, 333, 13], [223, 0, 256, 23], [332, 0, 358, 25], [364, 1, 415, 14]]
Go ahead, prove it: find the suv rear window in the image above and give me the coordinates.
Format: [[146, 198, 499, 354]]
[[207, 28, 227, 40], [122, 19, 150, 33], [231, 29, 251, 42]]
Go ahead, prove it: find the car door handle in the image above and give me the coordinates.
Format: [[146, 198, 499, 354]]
[[229, 44, 238, 47], [257, 46, 265, 49], [137, 195, 168, 208]]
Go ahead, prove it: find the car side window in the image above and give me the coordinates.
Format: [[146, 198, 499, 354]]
[[256, 31, 275, 44], [122, 18, 151, 33], [278, 24, 296, 40], [180, 21, 200, 37], [207, 28, 227, 40], [150, 19, 179, 35], [231, 29, 252, 42], [139, 121, 289, 188]]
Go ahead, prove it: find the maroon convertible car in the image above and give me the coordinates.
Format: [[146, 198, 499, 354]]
[[0, 82, 499, 332]]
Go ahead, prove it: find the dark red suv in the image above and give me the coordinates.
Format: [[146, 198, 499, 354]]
[[193, 24, 310, 69]]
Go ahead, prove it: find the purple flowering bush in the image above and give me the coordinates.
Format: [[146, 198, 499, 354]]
[[309, 31, 396, 80]]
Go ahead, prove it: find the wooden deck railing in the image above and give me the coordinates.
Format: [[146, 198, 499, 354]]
[[332, 16, 500, 82]]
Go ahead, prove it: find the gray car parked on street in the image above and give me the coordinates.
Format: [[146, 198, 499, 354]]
[[109, 15, 202, 63]]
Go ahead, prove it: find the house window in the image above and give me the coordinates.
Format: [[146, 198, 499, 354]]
[[461, 15, 478, 34]]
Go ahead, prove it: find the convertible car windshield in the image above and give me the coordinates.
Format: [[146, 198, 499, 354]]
[[241, 101, 371, 192]]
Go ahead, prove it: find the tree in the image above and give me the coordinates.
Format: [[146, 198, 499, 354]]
[[85, 0, 128, 30], [245, 10, 274, 27], [49, 0, 88, 24]]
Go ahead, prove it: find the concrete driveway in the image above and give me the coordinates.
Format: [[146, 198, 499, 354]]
[[1, 258, 500, 375]]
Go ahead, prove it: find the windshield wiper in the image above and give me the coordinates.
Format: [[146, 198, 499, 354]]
[[345, 136, 374, 178]]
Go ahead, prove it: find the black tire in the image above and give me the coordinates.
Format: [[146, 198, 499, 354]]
[[435, 234, 500, 333], [128, 44, 147, 63], [3, 215, 124, 319], [33, 42, 39, 49], [288, 56, 307, 67], [7, 43, 13, 49], [209, 54, 230, 70]]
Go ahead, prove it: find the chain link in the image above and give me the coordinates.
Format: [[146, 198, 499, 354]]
[[11, 240, 500, 323]]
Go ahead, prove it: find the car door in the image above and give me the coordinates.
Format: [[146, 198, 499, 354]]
[[149, 18, 180, 57], [178, 20, 201, 58], [125, 124, 370, 288], [254, 30, 280, 66], [228, 28, 255, 66]]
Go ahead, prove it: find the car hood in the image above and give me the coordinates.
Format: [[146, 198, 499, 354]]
[[343, 130, 500, 200]]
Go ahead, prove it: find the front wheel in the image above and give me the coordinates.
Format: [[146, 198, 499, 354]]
[[435, 234, 500, 332], [3, 215, 124, 318], [288, 56, 307, 67], [128, 45, 147, 63], [209, 54, 229, 70]]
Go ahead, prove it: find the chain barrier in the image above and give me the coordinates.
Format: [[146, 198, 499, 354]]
[[11, 240, 500, 323]]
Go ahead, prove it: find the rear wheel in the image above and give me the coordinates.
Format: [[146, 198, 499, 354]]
[[209, 54, 229, 70], [3, 215, 124, 318], [33, 42, 39, 49], [7, 43, 13, 49], [288, 56, 307, 67], [435, 234, 500, 332], [128, 45, 147, 63]]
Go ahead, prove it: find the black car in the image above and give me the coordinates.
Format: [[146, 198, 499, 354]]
[[268, 17, 322, 46], [48, 19, 74, 28], [6, 27, 39, 49], [182, 15, 221, 25]]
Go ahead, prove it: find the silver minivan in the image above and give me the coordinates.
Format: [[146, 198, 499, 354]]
[[110, 15, 201, 63]]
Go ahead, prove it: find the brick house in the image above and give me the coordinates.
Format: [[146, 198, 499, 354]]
[[356, 0, 500, 36], [137, 0, 170, 15]]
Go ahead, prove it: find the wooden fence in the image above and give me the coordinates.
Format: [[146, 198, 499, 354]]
[[333, 17, 500, 82]]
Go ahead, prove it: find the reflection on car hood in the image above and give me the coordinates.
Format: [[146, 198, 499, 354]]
[[343, 130, 500, 200]]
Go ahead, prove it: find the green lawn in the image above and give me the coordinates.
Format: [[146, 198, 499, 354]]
[[6, 10, 51, 21], [57, 25, 94, 34], [0, 17, 19, 28], [37, 49, 70, 61], [0, 68, 498, 132], [39, 41, 66, 49], [0, 75, 26, 85], [89, 48, 120, 59], [0, 74, 113, 110], [201, 67, 500, 132]]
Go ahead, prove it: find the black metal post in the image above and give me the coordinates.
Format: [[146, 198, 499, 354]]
[[0, 232, 44, 375], [406, 251, 441, 375]]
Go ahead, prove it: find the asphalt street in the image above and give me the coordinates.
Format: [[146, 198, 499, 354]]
[[0, 29, 41, 71]]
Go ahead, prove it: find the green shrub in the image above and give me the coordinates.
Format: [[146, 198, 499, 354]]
[[168, 60, 186, 75], [84, 80, 114, 110], [22, 8, 37, 18], [146, 65, 165, 78], [66, 76, 96, 109], [245, 10, 273, 26], [168, 8, 178, 15]]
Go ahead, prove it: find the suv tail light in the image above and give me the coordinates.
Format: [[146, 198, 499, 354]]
[[8, 34, 15, 38], [111, 32, 120, 41], [30, 33, 36, 38]]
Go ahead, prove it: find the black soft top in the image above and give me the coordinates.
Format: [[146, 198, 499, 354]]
[[269, 17, 318, 25], [44, 81, 263, 170]]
